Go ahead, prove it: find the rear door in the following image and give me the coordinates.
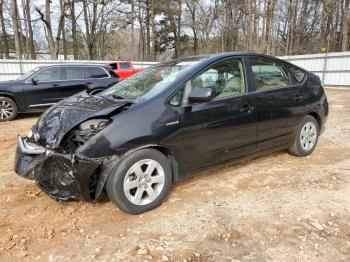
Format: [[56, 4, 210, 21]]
[[247, 57, 306, 152], [181, 57, 257, 172], [23, 67, 63, 109], [60, 66, 87, 97], [84, 66, 111, 91]]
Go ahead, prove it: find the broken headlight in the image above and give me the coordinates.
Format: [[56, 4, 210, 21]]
[[61, 118, 110, 153]]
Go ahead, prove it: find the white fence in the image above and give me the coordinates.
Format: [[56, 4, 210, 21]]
[[0, 52, 350, 86], [279, 51, 350, 86]]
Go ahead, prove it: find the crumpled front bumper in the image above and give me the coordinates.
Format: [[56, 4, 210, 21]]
[[14, 136, 101, 201]]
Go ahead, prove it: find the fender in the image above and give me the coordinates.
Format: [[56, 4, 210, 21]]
[[93, 144, 182, 201], [0, 92, 22, 110]]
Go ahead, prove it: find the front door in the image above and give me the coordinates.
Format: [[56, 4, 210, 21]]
[[181, 57, 257, 172], [23, 67, 63, 109]]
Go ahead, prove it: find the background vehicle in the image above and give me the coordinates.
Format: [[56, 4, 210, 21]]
[[0, 64, 119, 121], [15, 53, 328, 214], [108, 61, 142, 81]]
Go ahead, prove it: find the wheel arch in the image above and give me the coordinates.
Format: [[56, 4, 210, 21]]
[[0, 92, 20, 110], [116, 144, 182, 182], [92, 144, 181, 202], [307, 111, 321, 130]]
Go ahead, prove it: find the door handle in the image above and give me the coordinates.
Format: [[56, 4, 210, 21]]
[[293, 94, 303, 102], [86, 81, 93, 85], [52, 84, 60, 87], [240, 104, 255, 113]]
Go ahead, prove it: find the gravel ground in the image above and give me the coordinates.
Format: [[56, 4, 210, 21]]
[[0, 88, 349, 262]]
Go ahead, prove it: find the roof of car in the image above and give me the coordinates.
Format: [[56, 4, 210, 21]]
[[38, 64, 110, 69], [193, 52, 283, 61]]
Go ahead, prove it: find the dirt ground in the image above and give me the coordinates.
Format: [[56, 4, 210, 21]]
[[0, 88, 349, 262]]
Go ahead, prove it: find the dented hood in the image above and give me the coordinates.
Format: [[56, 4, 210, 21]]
[[32, 91, 131, 148]]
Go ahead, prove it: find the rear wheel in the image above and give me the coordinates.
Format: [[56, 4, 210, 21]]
[[106, 148, 172, 214], [289, 115, 319, 156], [0, 97, 18, 122]]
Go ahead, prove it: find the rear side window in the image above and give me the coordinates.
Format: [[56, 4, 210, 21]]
[[250, 59, 291, 91], [35, 67, 61, 81], [288, 66, 306, 82], [62, 67, 84, 80], [85, 67, 109, 79], [120, 62, 131, 69]]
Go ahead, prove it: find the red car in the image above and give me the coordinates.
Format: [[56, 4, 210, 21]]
[[108, 61, 142, 81]]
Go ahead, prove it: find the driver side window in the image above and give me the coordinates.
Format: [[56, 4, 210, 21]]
[[191, 58, 246, 99]]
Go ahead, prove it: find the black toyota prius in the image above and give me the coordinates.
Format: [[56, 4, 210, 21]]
[[14, 52, 328, 214]]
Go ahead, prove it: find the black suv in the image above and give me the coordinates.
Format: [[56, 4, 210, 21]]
[[0, 64, 119, 121]]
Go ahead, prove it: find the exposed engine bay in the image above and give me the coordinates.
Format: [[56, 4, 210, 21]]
[[61, 118, 110, 153]]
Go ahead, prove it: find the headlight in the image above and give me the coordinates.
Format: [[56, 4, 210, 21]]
[[28, 130, 33, 138]]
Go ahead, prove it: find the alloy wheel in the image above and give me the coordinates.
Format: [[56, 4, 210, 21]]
[[0, 100, 14, 120], [299, 121, 317, 151], [123, 159, 165, 205]]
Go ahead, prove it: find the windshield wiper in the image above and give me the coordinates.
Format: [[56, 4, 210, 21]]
[[112, 94, 126, 99], [111, 94, 136, 101]]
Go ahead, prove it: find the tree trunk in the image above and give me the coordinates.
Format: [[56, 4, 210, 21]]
[[0, 1, 9, 59], [25, 0, 36, 59], [175, 0, 182, 58], [11, 0, 22, 59], [71, 0, 78, 59], [20, 0, 29, 58], [54, 0, 65, 59], [285, 0, 295, 55], [151, 6, 156, 61], [83, 0, 92, 59], [130, 0, 135, 61], [264, 0, 277, 54], [62, 16, 67, 60], [247, 0, 253, 51], [45, 0, 56, 58], [342, 0, 350, 51], [145, 0, 151, 60]]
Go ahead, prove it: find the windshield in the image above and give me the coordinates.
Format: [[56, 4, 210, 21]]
[[16, 67, 41, 81], [101, 57, 206, 102]]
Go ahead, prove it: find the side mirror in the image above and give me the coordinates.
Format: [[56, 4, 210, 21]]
[[32, 77, 39, 85], [188, 88, 213, 103]]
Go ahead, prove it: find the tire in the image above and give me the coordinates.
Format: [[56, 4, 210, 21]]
[[106, 148, 172, 214], [0, 97, 18, 122], [288, 115, 319, 157]]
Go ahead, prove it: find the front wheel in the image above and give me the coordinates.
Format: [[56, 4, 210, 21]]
[[106, 148, 172, 214], [0, 97, 18, 122], [289, 115, 319, 157]]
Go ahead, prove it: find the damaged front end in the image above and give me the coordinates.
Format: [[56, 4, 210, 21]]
[[15, 135, 104, 201], [14, 92, 130, 202]]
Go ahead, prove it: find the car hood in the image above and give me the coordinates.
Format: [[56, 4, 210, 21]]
[[32, 91, 131, 148]]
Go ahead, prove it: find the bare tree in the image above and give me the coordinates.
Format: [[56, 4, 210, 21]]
[[185, 0, 199, 55], [11, 0, 22, 59], [23, 0, 36, 59], [342, 0, 350, 51], [36, 0, 66, 59], [0, 0, 9, 58]]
